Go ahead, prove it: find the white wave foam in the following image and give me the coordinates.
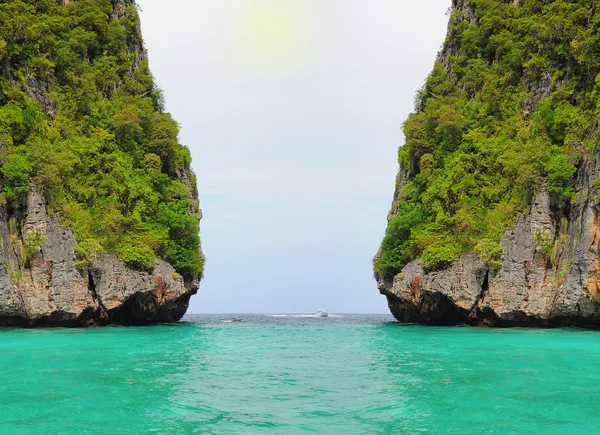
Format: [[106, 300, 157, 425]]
[[269, 314, 343, 318]]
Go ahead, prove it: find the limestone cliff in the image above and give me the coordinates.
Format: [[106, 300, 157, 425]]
[[375, 0, 600, 328], [0, 188, 199, 326], [0, 0, 203, 326], [377, 174, 600, 328]]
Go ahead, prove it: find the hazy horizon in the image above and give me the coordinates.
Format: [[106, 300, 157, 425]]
[[137, 0, 451, 314]]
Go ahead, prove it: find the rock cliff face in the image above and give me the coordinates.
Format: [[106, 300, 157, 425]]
[[375, 0, 600, 328], [0, 0, 203, 326], [0, 188, 199, 327], [379, 158, 600, 328]]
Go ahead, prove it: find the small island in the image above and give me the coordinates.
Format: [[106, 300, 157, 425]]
[[375, 0, 600, 328], [0, 0, 203, 326]]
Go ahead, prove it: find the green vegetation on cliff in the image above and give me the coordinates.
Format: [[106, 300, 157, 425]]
[[0, 0, 203, 280], [375, 0, 600, 282]]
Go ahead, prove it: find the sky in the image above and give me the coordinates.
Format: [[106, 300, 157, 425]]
[[137, 0, 451, 314]]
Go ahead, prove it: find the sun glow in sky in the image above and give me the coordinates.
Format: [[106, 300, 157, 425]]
[[138, 0, 451, 313], [229, 1, 317, 76]]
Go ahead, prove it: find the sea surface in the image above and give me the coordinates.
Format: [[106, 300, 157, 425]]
[[1, 314, 600, 434]]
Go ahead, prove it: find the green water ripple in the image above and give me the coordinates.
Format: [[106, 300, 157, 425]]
[[1, 315, 600, 434]]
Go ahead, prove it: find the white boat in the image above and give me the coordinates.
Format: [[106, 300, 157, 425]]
[[316, 309, 329, 318]]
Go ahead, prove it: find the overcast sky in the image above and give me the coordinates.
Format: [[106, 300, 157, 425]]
[[137, 0, 451, 314]]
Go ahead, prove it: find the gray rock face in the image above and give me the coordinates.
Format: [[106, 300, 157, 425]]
[[0, 189, 198, 327], [436, 0, 477, 77], [8, 75, 55, 116], [381, 253, 488, 326]]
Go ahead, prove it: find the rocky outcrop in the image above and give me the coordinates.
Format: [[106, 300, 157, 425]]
[[381, 253, 488, 326], [378, 147, 600, 328], [8, 75, 56, 116], [0, 188, 198, 327], [436, 0, 477, 77]]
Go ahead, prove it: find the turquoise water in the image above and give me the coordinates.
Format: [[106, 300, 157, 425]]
[[2, 314, 600, 434]]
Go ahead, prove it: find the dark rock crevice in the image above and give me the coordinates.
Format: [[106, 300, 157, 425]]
[[469, 269, 489, 321]]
